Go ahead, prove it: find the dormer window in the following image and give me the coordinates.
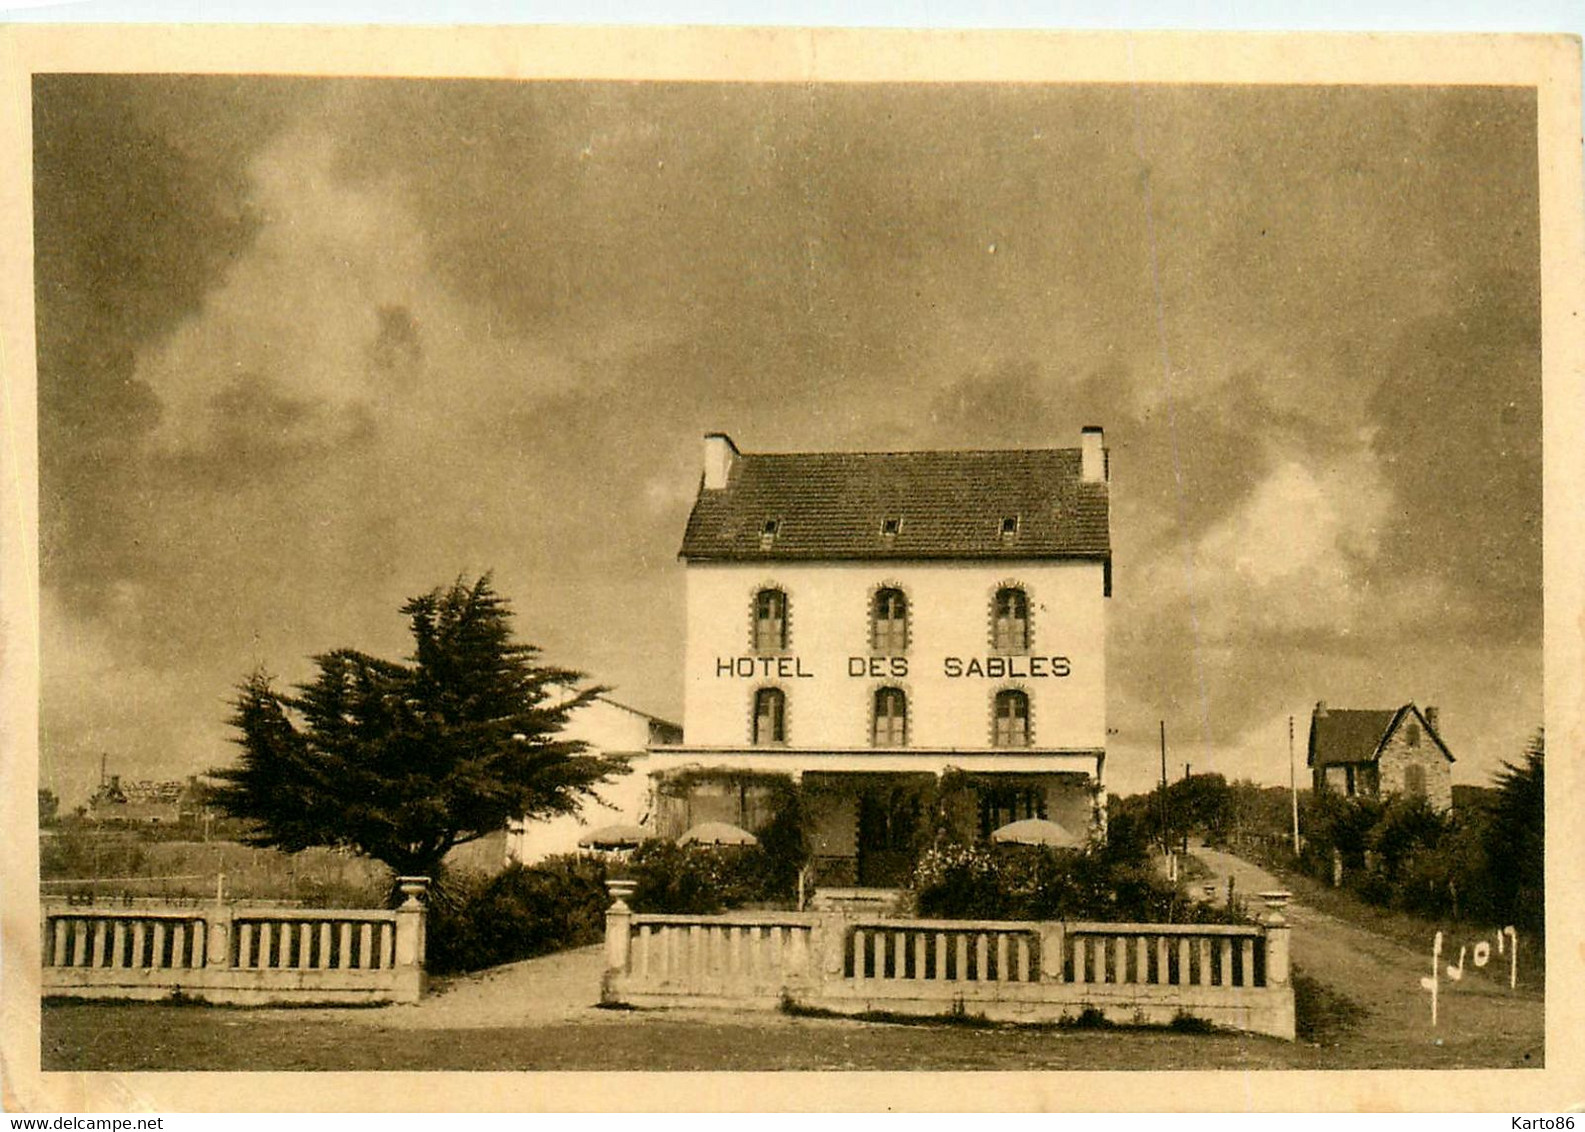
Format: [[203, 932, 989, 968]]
[[1000, 516, 1020, 539], [760, 518, 781, 548], [881, 517, 902, 537]]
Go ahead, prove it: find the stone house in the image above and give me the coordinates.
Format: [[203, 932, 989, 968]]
[[1306, 701, 1454, 810]]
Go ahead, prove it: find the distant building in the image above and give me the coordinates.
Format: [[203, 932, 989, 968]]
[[87, 774, 208, 826], [646, 429, 1112, 888], [1307, 701, 1453, 810], [503, 695, 682, 865]]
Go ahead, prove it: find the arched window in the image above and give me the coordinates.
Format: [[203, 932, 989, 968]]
[[872, 687, 908, 747], [753, 588, 788, 652], [871, 588, 908, 654], [753, 687, 786, 745], [992, 587, 1029, 653], [993, 689, 1030, 748]]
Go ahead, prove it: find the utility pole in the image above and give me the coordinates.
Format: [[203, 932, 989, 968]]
[[1182, 763, 1191, 853], [1158, 721, 1169, 854], [1289, 715, 1301, 855]]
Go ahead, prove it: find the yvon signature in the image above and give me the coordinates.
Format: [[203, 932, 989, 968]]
[[1419, 926, 1519, 1026]]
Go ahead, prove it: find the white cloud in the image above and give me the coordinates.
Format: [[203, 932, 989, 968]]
[[135, 121, 576, 460], [1201, 456, 1381, 590], [1137, 442, 1458, 643]]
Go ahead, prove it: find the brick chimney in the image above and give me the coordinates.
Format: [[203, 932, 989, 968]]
[[1081, 426, 1106, 484], [1423, 705, 1439, 733], [703, 432, 739, 490], [1314, 700, 1328, 718]]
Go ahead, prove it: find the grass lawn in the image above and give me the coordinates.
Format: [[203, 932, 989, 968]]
[[39, 998, 1535, 1072]]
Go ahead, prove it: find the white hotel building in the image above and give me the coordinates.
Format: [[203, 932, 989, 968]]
[[646, 428, 1113, 888]]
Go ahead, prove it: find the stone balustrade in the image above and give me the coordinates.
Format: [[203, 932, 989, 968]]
[[41, 877, 429, 1005], [602, 886, 1295, 1040]]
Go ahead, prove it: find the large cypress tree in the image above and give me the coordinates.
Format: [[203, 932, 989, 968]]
[[209, 575, 624, 880]]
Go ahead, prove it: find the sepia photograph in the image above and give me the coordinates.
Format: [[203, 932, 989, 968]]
[[1, 25, 1581, 1113]]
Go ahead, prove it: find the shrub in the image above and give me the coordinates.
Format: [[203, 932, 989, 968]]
[[426, 854, 610, 975], [1433, 813, 1497, 923], [1302, 793, 1385, 877], [910, 841, 1252, 924], [1368, 796, 1448, 881], [1352, 869, 1394, 907], [626, 841, 722, 913], [1062, 1006, 1114, 1030], [625, 840, 796, 914], [910, 843, 1001, 919]]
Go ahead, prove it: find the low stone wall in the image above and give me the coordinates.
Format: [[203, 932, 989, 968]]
[[41, 878, 429, 1006], [601, 886, 1295, 1041]]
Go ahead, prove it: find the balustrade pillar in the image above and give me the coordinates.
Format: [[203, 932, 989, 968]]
[[207, 904, 234, 969], [814, 912, 846, 979], [1038, 923, 1065, 983], [392, 876, 430, 1002], [1260, 891, 1292, 986], [604, 879, 636, 975]]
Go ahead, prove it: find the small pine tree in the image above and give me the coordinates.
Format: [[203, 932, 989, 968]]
[[1485, 729, 1544, 932], [209, 575, 625, 880]]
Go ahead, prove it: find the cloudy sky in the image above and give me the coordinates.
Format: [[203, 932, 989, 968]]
[[34, 76, 1541, 803]]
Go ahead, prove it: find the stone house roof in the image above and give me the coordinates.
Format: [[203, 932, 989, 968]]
[[1307, 704, 1454, 768], [679, 446, 1111, 566]]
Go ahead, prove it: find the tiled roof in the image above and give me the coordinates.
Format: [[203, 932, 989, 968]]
[[1308, 705, 1455, 767], [679, 448, 1110, 562], [1307, 709, 1397, 768]]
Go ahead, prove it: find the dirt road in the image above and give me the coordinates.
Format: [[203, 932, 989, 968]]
[[1193, 846, 1542, 1067]]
